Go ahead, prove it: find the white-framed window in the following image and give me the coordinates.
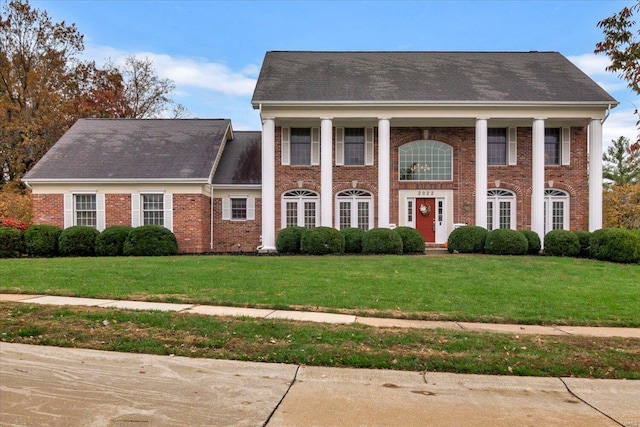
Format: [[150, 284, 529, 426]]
[[487, 189, 516, 231], [335, 189, 373, 231], [544, 189, 570, 234], [63, 193, 105, 230], [281, 127, 320, 166], [399, 140, 453, 181], [335, 127, 374, 166], [131, 193, 173, 230], [222, 196, 255, 221], [282, 190, 319, 229], [488, 127, 518, 166], [544, 128, 571, 166]]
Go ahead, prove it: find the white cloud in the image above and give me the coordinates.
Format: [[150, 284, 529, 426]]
[[603, 107, 639, 148], [567, 53, 628, 93]]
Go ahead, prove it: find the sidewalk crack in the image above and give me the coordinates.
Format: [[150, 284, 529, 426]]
[[558, 378, 625, 426], [262, 365, 300, 427]]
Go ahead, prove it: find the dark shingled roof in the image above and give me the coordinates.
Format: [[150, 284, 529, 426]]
[[213, 131, 261, 185], [252, 51, 617, 104], [24, 119, 231, 181]]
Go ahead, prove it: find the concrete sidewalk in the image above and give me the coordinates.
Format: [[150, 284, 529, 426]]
[[2, 293, 640, 338], [1, 343, 638, 426]]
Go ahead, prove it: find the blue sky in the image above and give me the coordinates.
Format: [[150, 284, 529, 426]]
[[32, 0, 640, 145]]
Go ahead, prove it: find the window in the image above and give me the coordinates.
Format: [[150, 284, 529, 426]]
[[290, 128, 311, 165], [282, 190, 319, 229], [544, 189, 569, 234], [75, 194, 97, 228], [222, 197, 255, 221], [142, 194, 164, 226], [488, 128, 507, 165], [231, 198, 247, 220], [399, 140, 453, 181], [487, 189, 516, 231], [344, 128, 365, 165], [335, 189, 373, 230], [545, 128, 560, 165]]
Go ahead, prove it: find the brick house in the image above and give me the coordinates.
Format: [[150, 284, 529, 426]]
[[24, 51, 617, 253]]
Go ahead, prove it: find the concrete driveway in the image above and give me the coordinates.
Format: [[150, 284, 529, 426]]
[[1, 343, 638, 426]]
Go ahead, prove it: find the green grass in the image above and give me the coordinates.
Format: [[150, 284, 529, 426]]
[[1, 302, 638, 379], [1, 254, 639, 326]]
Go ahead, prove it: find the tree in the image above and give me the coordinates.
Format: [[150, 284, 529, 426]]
[[595, 1, 640, 145], [603, 136, 640, 187], [603, 183, 640, 229]]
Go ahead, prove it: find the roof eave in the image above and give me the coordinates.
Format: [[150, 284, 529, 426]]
[[253, 100, 618, 108], [23, 178, 211, 185]]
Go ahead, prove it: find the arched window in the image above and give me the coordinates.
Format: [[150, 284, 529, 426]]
[[282, 190, 319, 229], [399, 140, 453, 181], [335, 189, 373, 230], [487, 189, 516, 231], [544, 189, 569, 233]]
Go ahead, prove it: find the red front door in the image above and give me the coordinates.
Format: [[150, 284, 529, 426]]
[[416, 198, 436, 243]]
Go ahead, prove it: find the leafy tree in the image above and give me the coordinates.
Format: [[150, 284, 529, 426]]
[[603, 183, 640, 229], [595, 1, 640, 145], [603, 136, 640, 187]]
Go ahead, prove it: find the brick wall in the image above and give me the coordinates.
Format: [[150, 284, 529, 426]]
[[211, 198, 262, 252], [105, 194, 131, 226], [32, 194, 64, 228], [173, 194, 212, 254]]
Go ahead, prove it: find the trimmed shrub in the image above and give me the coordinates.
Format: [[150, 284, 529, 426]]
[[0, 227, 25, 258], [341, 227, 365, 254], [590, 228, 640, 264], [95, 225, 134, 256], [300, 226, 345, 255], [544, 230, 580, 257], [58, 226, 100, 257], [123, 225, 178, 256], [362, 228, 403, 255], [484, 228, 528, 255], [447, 226, 487, 254], [24, 225, 62, 257], [394, 226, 425, 254], [573, 231, 592, 258], [519, 230, 541, 255], [0, 217, 29, 232], [276, 226, 306, 254]]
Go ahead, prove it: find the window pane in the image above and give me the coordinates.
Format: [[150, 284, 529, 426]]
[[552, 201, 564, 230], [399, 141, 452, 181], [286, 201, 298, 227], [304, 202, 316, 228], [290, 128, 311, 165], [545, 128, 560, 165], [143, 194, 164, 226], [487, 201, 494, 231], [231, 198, 247, 220], [75, 194, 97, 228], [344, 128, 365, 165], [357, 201, 369, 231], [487, 128, 507, 165], [339, 201, 351, 229], [407, 200, 413, 222], [499, 201, 511, 229]]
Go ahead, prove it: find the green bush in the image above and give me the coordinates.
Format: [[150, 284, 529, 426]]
[[95, 225, 133, 256], [573, 231, 592, 258], [544, 230, 580, 257], [58, 226, 100, 257], [341, 227, 365, 254], [123, 225, 178, 256], [590, 228, 640, 264], [484, 229, 528, 255], [276, 226, 305, 254], [300, 227, 345, 255], [0, 227, 24, 258], [447, 226, 487, 254], [393, 227, 425, 254], [519, 230, 541, 255], [362, 228, 403, 255], [24, 225, 62, 257]]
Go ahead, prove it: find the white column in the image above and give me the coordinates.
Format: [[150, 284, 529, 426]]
[[475, 118, 488, 228], [531, 118, 546, 240], [378, 118, 391, 228], [260, 118, 276, 251], [320, 118, 333, 227], [588, 118, 603, 231]]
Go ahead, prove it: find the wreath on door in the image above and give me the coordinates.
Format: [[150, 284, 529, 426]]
[[419, 204, 431, 216]]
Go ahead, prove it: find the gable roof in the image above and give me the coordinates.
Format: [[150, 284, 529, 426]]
[[213, 131, 261, 185], [252, 51, 617, 105], [23, 119, 232, 183]]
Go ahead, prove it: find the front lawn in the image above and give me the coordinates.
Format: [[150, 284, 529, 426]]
[[1, 254, 638, 326]]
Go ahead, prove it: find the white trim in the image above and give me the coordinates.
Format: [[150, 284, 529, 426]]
[[281, 189, 320, 229], [335, 189, 374, 230], [365, 126, 374, 165], [588, 119, 603, 231], [399, 189, 453, 244], [247, 197, 255, 221], [96, 194, 106, 231], [377, 118, 391, 227], [222, 197, 232, 220], [261, 117, 276, 251], [163, 193, 173, 231], [487, 189, 516, 231], [320, 118, 333, 227], [63, 194, 73, 228], [311, 127, 320, 166], [131, 193, 141, 227], [281, 127, 291, 166], [561, 126, 571, 166], [335, 127, 345, 166], [475, 119, 488, 227], [544, 189, 570, 233], [531, 119, 546, 241], [507, 127, 517, 165]]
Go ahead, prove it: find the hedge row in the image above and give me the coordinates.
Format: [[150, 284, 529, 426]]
[[276, 226, 425, 255], [447, 225, 640, 264], [0, 224, 177, 258]]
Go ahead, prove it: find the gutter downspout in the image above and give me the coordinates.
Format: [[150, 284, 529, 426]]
[[601, 104, 612, 124], [210, 184, 214, 252]]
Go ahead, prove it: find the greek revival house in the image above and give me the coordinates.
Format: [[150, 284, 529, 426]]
[[24, 51, 617, 253]]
